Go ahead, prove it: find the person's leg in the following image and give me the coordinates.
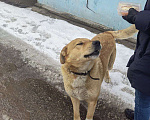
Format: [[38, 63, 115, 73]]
[[134, 89, 150, 120]]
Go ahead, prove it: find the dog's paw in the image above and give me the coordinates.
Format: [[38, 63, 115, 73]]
[[104, 78, 111, 83]]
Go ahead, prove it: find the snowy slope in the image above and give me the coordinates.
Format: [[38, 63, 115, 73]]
[[0, 2, 135, 106]]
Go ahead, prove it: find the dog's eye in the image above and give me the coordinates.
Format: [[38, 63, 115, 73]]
[[77, 42, 83, 45]]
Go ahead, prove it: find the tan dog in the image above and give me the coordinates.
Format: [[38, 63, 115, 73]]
[[60, 25, 137, 120]]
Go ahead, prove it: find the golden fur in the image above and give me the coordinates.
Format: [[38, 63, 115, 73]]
[[60, 25, 138, 120]]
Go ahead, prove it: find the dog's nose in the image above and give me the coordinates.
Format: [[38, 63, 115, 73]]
[[92, 41, 100, 46]]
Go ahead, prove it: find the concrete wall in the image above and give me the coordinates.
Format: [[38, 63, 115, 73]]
[[38, 0, 145, 30]]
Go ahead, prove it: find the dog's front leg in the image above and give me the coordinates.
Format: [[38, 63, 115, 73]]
[[86, 100, 97, 120], [71, 97, 81, 120]]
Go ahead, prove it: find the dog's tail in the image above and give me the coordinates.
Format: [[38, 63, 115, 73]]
[[109, 25, 138, 39]]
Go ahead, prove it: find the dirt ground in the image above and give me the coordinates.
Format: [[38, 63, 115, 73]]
[[0, 0, 37, 7]]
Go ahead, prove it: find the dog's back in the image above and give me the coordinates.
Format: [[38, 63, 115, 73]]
[[91, 25, 138, 83]]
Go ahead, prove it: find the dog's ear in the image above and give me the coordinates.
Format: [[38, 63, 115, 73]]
[[60, 46, 67, 64]]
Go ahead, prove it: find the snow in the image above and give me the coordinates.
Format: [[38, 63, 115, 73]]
[[0, 2, 135, 106]]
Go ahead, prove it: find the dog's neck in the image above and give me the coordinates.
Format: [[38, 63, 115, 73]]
[[68, 61, 95, 74], [67, 61, 100, 80], [70, 69, 100, 80]]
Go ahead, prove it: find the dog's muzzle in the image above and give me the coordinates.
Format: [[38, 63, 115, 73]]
[[84, 40, 101, 58]]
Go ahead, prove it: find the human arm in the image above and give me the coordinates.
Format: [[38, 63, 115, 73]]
[[134, 10, 150, 34], [122, 8, 150, 35]]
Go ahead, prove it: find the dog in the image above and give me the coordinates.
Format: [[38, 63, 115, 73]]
[[60, 25, 138, 120]]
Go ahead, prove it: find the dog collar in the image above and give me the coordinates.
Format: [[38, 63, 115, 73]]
[[70, 70, 100, 80]]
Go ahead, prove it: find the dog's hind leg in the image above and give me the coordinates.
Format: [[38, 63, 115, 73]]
[[86, 100, 97, 120], [108, 47, 116, 70], [104, 70, 111, 83], [71, 97, 81, 120], [104, 48, 116, 83]]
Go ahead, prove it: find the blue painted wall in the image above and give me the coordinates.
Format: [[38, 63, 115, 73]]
[[38, 0, 146, 30]]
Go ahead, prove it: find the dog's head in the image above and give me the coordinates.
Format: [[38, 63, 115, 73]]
[[60, 38, 102, 68]]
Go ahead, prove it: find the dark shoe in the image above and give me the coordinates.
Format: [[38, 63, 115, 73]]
[[124, 108, 134, 120]]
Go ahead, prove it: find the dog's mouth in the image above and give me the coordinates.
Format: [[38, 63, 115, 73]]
[[84, 49, 100, 58]]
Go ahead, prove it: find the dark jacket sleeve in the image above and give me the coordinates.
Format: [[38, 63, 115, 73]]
[[135, 10, 150, 35]]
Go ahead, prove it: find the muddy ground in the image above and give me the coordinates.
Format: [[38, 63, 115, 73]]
[[0, 0, 37, 7]]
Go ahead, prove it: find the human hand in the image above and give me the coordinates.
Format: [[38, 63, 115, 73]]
[[122, 8, 139, 24]]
